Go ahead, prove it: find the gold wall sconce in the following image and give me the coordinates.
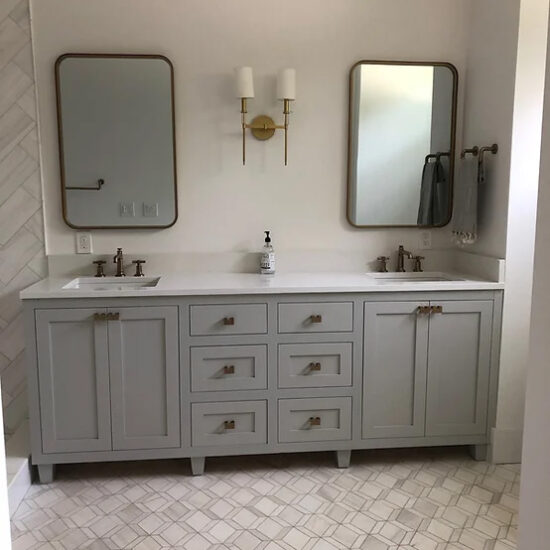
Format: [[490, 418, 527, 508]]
[[235, 66, 296, 165]]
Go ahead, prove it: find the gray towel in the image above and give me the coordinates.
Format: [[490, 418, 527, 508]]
[[452, 159, 478, 245], [417, 159, 449, 226]]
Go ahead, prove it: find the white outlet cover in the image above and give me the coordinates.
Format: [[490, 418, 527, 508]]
[[76, 232, 92, 254], [419, 230, 432, 250]]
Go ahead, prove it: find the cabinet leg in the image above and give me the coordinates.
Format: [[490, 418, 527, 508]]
[[190, 457, 205, 476], [336, 450, 351, 469], [469, 445, 488, 462], [37, 464, 55, 484]]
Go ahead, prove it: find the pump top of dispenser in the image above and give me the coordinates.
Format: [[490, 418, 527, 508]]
[[264, 231, 271, 243]]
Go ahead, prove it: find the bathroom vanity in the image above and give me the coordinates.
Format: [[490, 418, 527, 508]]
[[21, 272, 503, 482]]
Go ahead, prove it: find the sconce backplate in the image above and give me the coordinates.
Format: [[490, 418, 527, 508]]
[[250, 115, 276, 141]]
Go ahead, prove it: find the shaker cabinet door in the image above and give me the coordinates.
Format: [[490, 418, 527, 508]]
[[36, 309, 112, 453], [363, 302, 429, 438], [108, 306, 180, 450], [425, 300, 493, 436]]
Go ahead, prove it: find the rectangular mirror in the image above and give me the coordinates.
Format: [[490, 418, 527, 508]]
[[347, 61, 458, 228], [56, 54, 178, 229]]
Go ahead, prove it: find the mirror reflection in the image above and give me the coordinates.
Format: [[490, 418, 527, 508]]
[[56, 54, 178, 229], [347, 61, 457, 227]]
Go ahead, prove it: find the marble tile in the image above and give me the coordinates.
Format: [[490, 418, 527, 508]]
[[0, 62, 32, 117], [0, 145, 37, 204], [0, 186, 40, 245], [9, 0, 30, 31], [0, 104, 34, 162], [0, 16, 27, 70], [16, 86, 36, 120], [0, 227, 42, 284]]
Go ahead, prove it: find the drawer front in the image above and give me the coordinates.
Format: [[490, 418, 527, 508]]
[[190, 304, 267, 336], [191, 401, 267, 447], [190, 345, 267, 392], [278, 397, 352, 443], [278, 343, 352, 388], [278, 302, 353, 333]]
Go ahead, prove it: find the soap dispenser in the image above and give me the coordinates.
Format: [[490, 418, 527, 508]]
[[260, 231, 275, 275]]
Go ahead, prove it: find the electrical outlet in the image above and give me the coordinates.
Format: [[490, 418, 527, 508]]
[[76, 232, 92, 254], [419, 230, 432, 250], [143, 202, 159, 217], [119, 202, 135, 217]]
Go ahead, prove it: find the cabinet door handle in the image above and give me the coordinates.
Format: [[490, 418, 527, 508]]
[[223, 365, 235, 375], [308, 416, 321, 426], [107, 312, 120, 321], [223, 316, 235, 326], [93, 313, 107, 321], [310, 314, 323, 323], [431, 305, 443, 314], [224, 420, 235, 430], [308, 362, 322, 371], [416, 306, 430, 315]]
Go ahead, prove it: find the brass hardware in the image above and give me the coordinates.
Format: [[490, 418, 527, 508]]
[[425, 151, 450, 164], [308, 362, 322, 371], [132, 260, 146, 277], [377, 256, 390, 273], [412, 255, 425, 272], [93, 312, 107, 321], [477, 144, 498, 184], [249, 115, 277, 141], [106, 312, 120, 321], [397, 245, 413, 272], [416, 306, 431, 315], [113, 248, 125, 277], [310, 315, 323, 323], [223, 365, 235, 375], [461, 146, 479, 159], [93, 260, 106, 277], [431, 305, 443, 314], [223, 420, 235, 430], [66, 178, 105, 191], [308, 416, 321, 426], [223, 317, 235, 326]]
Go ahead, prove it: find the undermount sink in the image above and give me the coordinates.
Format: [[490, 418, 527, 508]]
[[367, 272, 463, 283], [63, 277, 160, 291]]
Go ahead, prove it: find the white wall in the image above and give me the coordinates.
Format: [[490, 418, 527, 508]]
[[518, 11, 550, 548], [30, 0, 470, 261]]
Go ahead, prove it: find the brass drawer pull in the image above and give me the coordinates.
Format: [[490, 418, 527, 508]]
[[416, 306, 430, 315], [223, 316, 235, 326], [106, 312, 120, 321], [310, 314, 323, 323], [308, 416, 321, 426], [93, 313, 107, 321], [308, 362, 322, 371], [431, 305, 443, 314], [223, 365, 235, 375], [224, 420, 235, 430]]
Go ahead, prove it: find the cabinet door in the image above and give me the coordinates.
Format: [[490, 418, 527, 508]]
[[36, 309, 111, 453], [363, 302, 429, 438], [109, 306, 180, 450], [425, 300, 493, 436]]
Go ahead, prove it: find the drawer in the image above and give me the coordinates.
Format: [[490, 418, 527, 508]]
[[278, 343, 352, 388], [278, 302, 353, 333], [278, 397, 352, 443], [191, 401, 267, 447], [190, 304, 267, 336], [190, 345, 267, 392]]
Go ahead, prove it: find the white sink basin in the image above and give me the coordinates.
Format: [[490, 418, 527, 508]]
[[63, 276, 160, 291], [367, 272, 463, 283]]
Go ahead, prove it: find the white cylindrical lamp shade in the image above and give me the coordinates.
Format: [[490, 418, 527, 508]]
[[235, 66, 255, 98], [277, 68, 296, 100]]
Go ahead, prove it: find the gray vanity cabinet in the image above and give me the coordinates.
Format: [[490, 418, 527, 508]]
[[363, 301, 429, 438], [425, 300, 493, 436], [108, 306, 180, 450], [36, 308, 112, 453]]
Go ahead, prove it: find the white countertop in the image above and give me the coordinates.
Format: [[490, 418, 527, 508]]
[[20, 272, 504, 299]]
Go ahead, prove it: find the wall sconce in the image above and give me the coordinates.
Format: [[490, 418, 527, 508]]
[[235, 66, 296, 166]]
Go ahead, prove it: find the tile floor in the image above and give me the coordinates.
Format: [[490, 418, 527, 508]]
[[10, 447, 519, 550]]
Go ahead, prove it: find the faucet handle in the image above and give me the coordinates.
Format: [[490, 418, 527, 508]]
[[93, 260, 106, 277], [132, 260, 146, 277], [377, 256, 390, 273], [412, 255, 425, 273]]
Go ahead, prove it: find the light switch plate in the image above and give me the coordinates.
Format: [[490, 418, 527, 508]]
[[143, 202, 159, 217], [119, 202, 135, 217], [419, 230, 432, 250], [76, 233, 92, 254]]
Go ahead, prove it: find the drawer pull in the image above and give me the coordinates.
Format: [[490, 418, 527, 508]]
[[431, 305, 443, 314], [308, 416, 321, 426], [310, 314, 323, 324], [223, 365, 235, 375], [416, 306, 431, 315], [223, 316, 235, 326], [93, 313, 107, 321], [223, 420, 235, 430], [308, 362, 322, 372], [106, 312, 120, 321]]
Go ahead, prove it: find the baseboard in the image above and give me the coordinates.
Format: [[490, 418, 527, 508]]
[[6, 420, 31, 517], [489, 427, 523, 464]]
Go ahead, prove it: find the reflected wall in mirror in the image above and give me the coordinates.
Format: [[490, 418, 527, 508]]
[[347, 61, 458, 228], [56, 54, 178, 228]]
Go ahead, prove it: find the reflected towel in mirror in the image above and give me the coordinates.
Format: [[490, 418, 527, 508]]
[[452, 159, 478, 245], [417, 158, 449, 226]]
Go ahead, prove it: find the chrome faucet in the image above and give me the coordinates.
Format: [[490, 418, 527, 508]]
[[113, 248, 125, 277], [396, 245, 412, 272]]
